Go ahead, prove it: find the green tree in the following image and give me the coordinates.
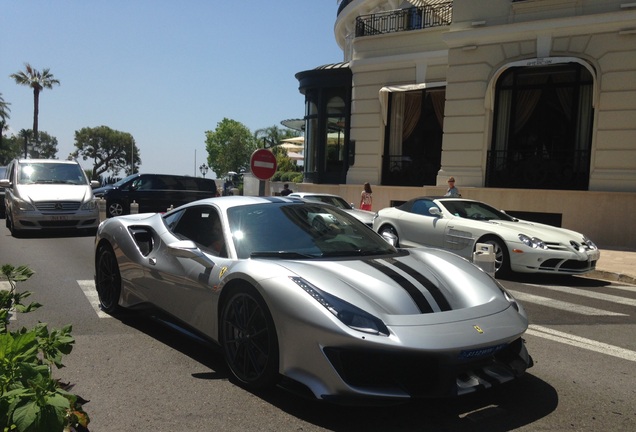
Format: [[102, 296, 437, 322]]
[[10, 64, 60, 143], [11, 129, 58, 159], [205, 118, 257, 177], [0, 93, 11, 156], [0, 135, 21, 165], [254, 124, 302, 175], [253, 125, 299, 148], [71, 125, 140, 180]]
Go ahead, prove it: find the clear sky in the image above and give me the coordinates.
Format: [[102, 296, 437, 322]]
[[1, 1, 344, 178]]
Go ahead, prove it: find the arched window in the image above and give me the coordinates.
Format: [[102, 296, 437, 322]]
[[487, 62, 594, 190]]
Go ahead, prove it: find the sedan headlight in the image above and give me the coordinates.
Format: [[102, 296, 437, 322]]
[[518, 234, 547, 249], [290, 276, 390, 336], [15, 197, 36, 212], [81, 199, 98, 211]]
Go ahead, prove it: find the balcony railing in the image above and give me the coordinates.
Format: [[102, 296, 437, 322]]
[[355, 2, 453, 37]]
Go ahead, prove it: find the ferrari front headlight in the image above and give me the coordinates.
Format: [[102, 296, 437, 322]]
[[290, 276, 390, 336], [518, 234, 547, 250]]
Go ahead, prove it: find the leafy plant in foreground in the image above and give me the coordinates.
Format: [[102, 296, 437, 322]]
[[0, 264, 90, 432]]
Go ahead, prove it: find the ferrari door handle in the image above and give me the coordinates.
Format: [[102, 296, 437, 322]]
[[149, 257, 157, 266]]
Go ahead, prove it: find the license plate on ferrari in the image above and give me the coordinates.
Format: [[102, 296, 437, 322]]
[[459, 344, 506, 359]]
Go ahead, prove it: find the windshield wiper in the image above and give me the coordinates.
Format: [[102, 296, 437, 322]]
[[321, 249, 391, 257], [250, 251, 317, 259]]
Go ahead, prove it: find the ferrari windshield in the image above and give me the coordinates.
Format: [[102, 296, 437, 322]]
[[301, 195, 352, 210], [228, 202, 395, 259], [441, 200, 516, 221]]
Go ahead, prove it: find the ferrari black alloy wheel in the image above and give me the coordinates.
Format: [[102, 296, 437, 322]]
[[95, 245, 122, 314], [220, 286, 279, 390]]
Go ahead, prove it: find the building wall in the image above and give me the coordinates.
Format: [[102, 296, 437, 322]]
[[273, 181, 636, 250], [327, 0, 636, 249], [442, 0, 636, 191]]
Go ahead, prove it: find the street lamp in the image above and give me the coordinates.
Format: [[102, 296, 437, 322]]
[[199, 163, 208, 177]]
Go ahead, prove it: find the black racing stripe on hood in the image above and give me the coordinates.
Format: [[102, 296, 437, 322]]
[[364, 260, 434, 314], [384, 258, 452, 311]]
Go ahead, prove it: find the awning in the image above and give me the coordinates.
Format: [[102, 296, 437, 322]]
[[281, 136, 304, 145], [379, 81, 446, 125], [281, 119, 305, 132]]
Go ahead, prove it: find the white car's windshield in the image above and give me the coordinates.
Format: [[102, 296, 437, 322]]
[[228, 202, 395, 259], [18, 163, 87, 185], [441, 200, 515, 221]]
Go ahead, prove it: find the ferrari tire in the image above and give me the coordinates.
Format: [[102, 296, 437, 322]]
[[481, 236, 511, 277], [107, 201, 124, 218], [95, 244, 122, 314], [379, 225, 399, 247], [220, 285, 279, 390]]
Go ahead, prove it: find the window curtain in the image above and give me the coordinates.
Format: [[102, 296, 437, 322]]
[[575, 84, 593, 155], [402, 91, 422, 141], [513, 89, 542, 133], [494, 89, 512, 152], [389, 92, 404, 157], [429, 90, 445, 129]]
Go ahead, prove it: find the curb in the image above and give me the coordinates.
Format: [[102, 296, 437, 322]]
[[584, 270, 636, 285]]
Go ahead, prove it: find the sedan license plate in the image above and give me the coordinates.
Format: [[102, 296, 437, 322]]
[[459, 343, 506, 360], [49, 215, 69, 221]]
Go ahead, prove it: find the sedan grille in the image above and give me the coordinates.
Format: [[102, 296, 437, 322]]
[[35, 201, 81, 212]]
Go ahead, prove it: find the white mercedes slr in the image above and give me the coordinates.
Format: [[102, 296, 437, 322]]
[[373, 197, 600, 276]]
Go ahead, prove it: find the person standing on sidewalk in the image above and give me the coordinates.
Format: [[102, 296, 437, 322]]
[[444, 177, 461, 197], [360, 182, 373, 211]]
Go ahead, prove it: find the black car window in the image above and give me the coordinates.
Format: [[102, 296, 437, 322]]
[[169, 206, 226, 257], [410, 199, 438, 217]]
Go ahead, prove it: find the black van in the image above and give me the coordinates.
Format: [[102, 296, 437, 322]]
[[93, 173, 218, 217]]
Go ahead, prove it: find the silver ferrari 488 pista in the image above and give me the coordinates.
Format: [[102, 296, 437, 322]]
[[95, 195, 532, 403]]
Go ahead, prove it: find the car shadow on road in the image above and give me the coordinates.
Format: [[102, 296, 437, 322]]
[[6, 228, 97, 239], [112, 310, 558, 431], [255, 373, 558, 431], [500, 272, 612, 288]]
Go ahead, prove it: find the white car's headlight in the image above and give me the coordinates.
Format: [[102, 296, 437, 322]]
[[15, 197, 36, 212], [81, 199, 98, 211], [518, 234, 547, 250], [290, 276, 390, 336], [581, 236, 597, 250]]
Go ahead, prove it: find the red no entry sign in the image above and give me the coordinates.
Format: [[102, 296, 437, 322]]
[[250, 149, 277, 181]]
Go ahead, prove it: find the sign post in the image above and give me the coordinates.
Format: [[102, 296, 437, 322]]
[[250, 149, 277, 196]]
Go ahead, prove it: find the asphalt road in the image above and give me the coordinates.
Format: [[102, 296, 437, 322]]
[[1, 227, 634, 431]]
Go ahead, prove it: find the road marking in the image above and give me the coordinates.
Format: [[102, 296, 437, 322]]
[[526, 284, 636, 307], [527, 325, 636, 363], [77, 280, 111, 318], [509, 290, 627, 316], [0, 281, 16, 320]]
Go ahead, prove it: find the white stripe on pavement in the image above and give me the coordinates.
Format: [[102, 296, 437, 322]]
[[526, 284, 636, 307], [77, 280, 111, 318], [527, 325, 636, 363], [509, 290, 627, 316]]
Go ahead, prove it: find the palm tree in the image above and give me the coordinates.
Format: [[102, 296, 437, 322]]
[[10, 63, 60, 143], [0, 93, 11, 151]]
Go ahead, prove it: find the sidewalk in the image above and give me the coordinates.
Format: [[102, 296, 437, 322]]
[[588, 248, 636, 285]]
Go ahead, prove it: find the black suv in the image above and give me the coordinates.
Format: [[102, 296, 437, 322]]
[[93, 173, 218, 217]]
